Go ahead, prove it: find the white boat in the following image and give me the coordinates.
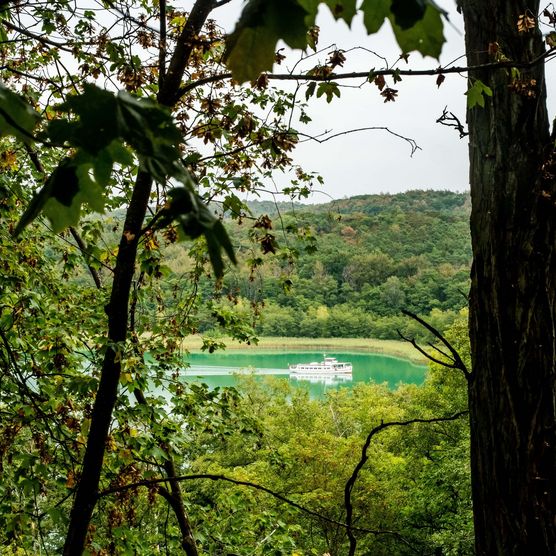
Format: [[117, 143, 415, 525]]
[[288, 356, 353, 379]]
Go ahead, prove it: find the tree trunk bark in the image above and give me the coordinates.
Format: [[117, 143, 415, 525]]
[[63, 1, 217, 552], [63, 171, 154, 555], [462, 1, 556, 554]]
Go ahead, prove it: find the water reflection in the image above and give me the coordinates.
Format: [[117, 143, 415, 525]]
[[289, 373, 353, 385]]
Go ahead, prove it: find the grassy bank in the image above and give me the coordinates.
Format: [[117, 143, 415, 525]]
[[180, 336, 428, 364]]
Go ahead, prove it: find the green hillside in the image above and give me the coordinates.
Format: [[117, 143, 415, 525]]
[[205, 190, 472, 341]]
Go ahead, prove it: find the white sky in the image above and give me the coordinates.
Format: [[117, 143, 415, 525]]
[[214, 1, 556, 203]]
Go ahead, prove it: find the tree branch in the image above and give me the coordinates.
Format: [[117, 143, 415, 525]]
[[64, 0, 218, 552], [344, 412, 469, 556], [399, 309, 470, 378], [129, 275, 198, 556], [98, 472, 409, 540], [436, 106, 468, 138], [68, 228, 102, 289], [158, 0, 217, 106], [175, 47, 556, 99], [158, 0, 167, 89], [63, 171, 154, 555], [2, 20, 109, 60], [297, 126, 420, 156], [397, 329, 461, 369]]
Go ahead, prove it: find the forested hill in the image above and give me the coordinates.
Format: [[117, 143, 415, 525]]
[[214, 190, 472, 340], [249, 189, 470, 218]]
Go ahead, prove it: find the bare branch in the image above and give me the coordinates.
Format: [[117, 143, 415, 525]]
[[68, 228, 103, 289], [436, 106, 468, 138], [400, 309, 470, 378], [297, 127, 420, 156], [396, 329, 458, 368], [344, 412, 469, 555]]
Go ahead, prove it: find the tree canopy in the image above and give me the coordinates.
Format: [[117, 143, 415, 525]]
[[1, 0, 555, 554]]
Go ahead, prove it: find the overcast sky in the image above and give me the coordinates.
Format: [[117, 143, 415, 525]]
[[216, 1, 555, 203]]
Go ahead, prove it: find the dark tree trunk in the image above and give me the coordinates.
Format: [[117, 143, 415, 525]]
[[63, 171, 154, 555], [63, 1, 217, 553], [462, 1, 556, 554]]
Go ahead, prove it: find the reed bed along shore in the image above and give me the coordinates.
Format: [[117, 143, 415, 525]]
[[180, 336, 427, 364]]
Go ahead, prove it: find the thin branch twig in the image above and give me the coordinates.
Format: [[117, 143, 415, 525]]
[[399, 309, 470, 378], [176, 47, 556, 98]]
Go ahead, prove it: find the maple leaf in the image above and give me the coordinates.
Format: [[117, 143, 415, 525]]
[[381, 87, 398, 102]]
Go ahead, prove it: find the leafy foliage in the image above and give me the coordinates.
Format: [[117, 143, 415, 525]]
[[183, 315, 472, 555], [0, 0, 472, 553], [0, 84, 40, 143], [225, 0, 446, 82], [188, 190, 471, 341]]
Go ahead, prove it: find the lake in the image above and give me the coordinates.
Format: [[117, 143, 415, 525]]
[[182, 351, 427, 397]]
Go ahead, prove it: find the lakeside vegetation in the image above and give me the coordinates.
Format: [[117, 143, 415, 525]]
[[158, 316, 472, 555], [181, 335, 428, 364]]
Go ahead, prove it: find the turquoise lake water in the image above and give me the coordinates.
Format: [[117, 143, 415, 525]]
[[182, 351, 427, 397]]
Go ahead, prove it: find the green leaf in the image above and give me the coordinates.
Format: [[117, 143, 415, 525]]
[[299, 0, 357, 25], [106, 140, 134, 166], [60, 84, 119, 153], [212, 220, 237, 266], [116, 90, 184, 182], [224, 0, 312, 83], [316, 82, 341, 103], [0, 84, 40, 143], [13, 158, 74, 236], [50, 160, 80, 207], [155, 187, 236, 278], [42, 197, 81, 233], [325, 0, 357, 24], [75, 165, 106, 212], [466, 79, 493, 108], [204, 229, 225, 279], [14, 157, 107, 235], [92, 147, 115, 188], [360, 0, 391, 33], [389, 4, 445, 58]]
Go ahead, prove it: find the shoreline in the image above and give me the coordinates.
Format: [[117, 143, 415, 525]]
[[180, 336, 428, 365]]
